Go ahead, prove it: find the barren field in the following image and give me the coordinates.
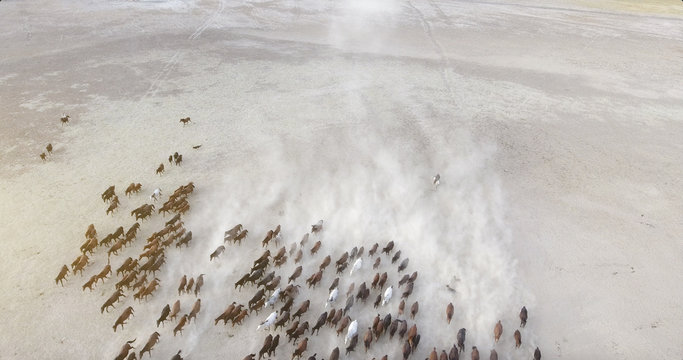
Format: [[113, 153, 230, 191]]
[[0, 0, 681, 359]]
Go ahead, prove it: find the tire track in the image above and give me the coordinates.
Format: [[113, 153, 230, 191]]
[[140, 0, 226, 102], [406, 0, 457, 105], [188, 0, 226, 40], [141, 52, 182, 101], [427, 0, 453, 26]]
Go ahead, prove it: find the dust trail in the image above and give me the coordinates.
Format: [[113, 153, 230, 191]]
[[157, 121, 536, 358], [103, 0, 536, 356]]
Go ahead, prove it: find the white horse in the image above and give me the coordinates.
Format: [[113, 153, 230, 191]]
[[266, 288, 281, 307], [325, 287, 338, 308], [350, 258, 362, 276], [150, 188, 162, 201], [345, 320, 358, 345], [257, 311, 277, 331], [382, 286, 393, 306]]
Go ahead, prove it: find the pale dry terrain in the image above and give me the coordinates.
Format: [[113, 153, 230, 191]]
[[0, 0, 681, 359]]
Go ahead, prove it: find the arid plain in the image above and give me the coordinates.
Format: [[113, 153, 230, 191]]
[[0, 0, 681, 359]]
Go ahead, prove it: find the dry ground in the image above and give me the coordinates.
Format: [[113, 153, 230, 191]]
[[0, 0, 681, 359]]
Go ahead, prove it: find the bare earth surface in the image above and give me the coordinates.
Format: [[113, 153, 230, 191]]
[[0, 0, 681, 359]]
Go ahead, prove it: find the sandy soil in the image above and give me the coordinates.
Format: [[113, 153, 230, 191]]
[[0, 0, 681, 359]]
